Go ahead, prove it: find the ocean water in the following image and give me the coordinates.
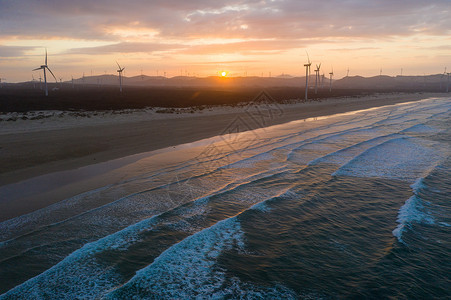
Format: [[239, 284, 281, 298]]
[[1, 97, 450, 299]]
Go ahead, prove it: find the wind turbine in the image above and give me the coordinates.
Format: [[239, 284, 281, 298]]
[[314, 63, 321, 94], [32, 49, 57, 96], [116, 61, 125, 93], [447, 72, 450, 93], [32, 75, 36, 89], [346, 68, 350, 77], [0, 78, 5, 89], [304, 52, 312, 102], [329, 68, 334, 92], [440, 67, 446, 90]]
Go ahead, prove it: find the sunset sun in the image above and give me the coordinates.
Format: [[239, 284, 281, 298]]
[[221, 71, 227, 77]]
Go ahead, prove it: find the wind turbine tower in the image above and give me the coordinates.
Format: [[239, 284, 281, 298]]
[[32, 49, 57, 96], [447, 72, 450, 93], [441, 67, 447, 90], [314, 63, 321, 94], [116, 62, 125, 93], [329, 68, 334, 92], [304, 52, 312, 102]]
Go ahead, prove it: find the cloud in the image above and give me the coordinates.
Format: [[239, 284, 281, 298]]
[[189, 60, 261, 65], [67, 42, 186, 54], [1, 0, 450, 43], [179, 39, 305, 55], [0, 45, 36, 57], [1, 0, 450, 81]]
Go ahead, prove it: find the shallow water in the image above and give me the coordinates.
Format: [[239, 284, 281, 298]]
[[1, 97, 450, 299]]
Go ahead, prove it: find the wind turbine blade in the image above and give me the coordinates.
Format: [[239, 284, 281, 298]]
[[45, 48, 48, 65], [121, 67, 125, 72], [32, 67, 42, 71], [305, 50, 310, 64], [47, 67, 57, 81], [116, 61, 121, 70]]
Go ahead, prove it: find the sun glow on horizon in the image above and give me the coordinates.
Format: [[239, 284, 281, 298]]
[[1, 1, 450, 82]]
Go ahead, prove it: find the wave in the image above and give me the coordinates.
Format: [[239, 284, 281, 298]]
[[106, 190, 303, 299], [333, 137, 448, 183], [392, 178, 435, 243], [309, 133, 401, 167], [1, 173, 294, 298], [393, 155, 451, 244], [400, 124, 440, 134]]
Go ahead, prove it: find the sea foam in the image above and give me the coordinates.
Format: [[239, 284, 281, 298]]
[[333, 137, 447, 183], [392, 178, 435, 243]]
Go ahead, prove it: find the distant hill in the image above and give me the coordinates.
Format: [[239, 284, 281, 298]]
[[66, 74, 305, 88], [334, 74, 449, 90], [20, 73, 450, 91]]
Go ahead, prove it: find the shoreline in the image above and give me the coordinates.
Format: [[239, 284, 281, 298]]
[[0, 92, 448, 187]]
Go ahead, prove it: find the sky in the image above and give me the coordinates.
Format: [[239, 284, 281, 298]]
[[1, 0, 450, 82]]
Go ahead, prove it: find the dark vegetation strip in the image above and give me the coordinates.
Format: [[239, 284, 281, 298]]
[[0, 85, 441, 112]]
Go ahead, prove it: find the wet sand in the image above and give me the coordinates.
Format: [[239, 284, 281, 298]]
[[0, 92, 448, 221], [0, 92, 446, 186]]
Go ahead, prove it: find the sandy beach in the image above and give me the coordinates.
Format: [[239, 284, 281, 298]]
[[0, 92, 446, 187], [0, 92, 448, 221]]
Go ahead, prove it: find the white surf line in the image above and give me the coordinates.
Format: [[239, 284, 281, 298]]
[[104, 188, 296, 299], [0, 184, 113, 243], [220, 100, 436, 172], [308, 133, 403, 167], [1, 128, 300, 250], [1, 185, 295, 299], [134, 100, 447, 192], [392, 178, 434, 244], [308, 110, 447, 168], [108, 97, 442, 187], [0, 165, 290, 267], [392, 158, 451, 244], [333, 136, 448, 182]]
